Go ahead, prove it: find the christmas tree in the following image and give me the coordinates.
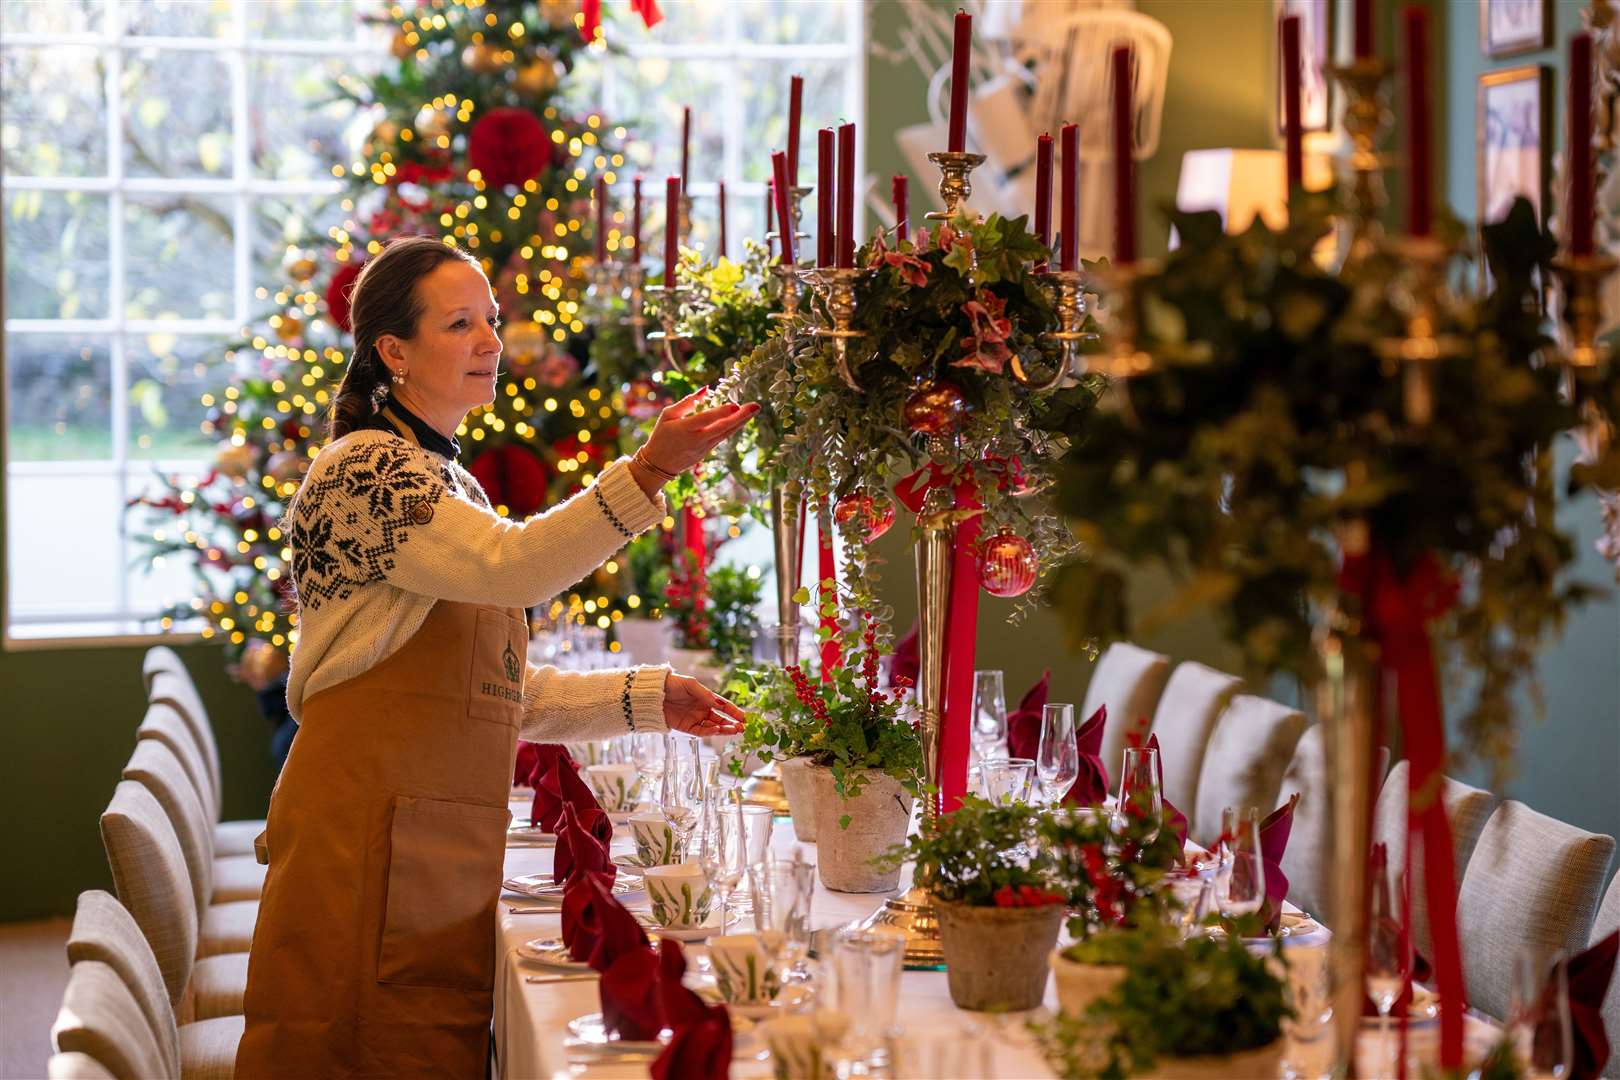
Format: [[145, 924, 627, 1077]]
[[129, 0, 670, 679]]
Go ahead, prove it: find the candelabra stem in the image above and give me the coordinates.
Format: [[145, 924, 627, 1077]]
[[1552, 252, 1618, 378], [925, 152, 986, 222], [1330, 59, 1394, 269]]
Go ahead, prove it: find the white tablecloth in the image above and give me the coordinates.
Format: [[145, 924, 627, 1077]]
[[491, 794, 1499, 1079]]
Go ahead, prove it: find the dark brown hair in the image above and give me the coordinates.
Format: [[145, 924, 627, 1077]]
[[327, 235, 483, 440]]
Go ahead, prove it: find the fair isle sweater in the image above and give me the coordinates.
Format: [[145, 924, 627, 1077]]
[[283, 427, 670, 741]]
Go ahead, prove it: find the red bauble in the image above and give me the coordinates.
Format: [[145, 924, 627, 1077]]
[[624, 378, 666, 421], [978, 530, 1038, 597], [467, 107, 550, 189], [325, 261, 363, 333], [902, 379, 968, 435], [468, 443, 551, 519], [833, 490, 897, 543]]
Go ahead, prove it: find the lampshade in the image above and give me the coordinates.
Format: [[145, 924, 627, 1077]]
[[1174, 144, 1334, 238]]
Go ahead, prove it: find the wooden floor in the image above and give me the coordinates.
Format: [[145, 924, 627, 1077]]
[[0, 918, 69, 1079]]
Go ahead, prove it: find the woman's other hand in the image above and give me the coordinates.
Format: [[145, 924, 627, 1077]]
[[627, 388, 759, 497], [662, 672, 746, 737]]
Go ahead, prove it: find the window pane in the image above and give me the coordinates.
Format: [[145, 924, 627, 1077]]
[[737, 59, 847, 184], [5, 470, 123, 620], [737, 0, 852, 45], [124, 193, 235, 320], [3, 334, 113, 462], [3, 189, 111, 319], [639, 0, 728, 43], [122, 47, 233, 180], [249, 53, 364, 180], [251, 193, 351, 297], [611, 58, 726, 189], [245, 0, 363, 40], [1, 46, 109, 178], [1, 0, 103, 35], [122, 0, 232, 37], [126, 332, 221, 460]]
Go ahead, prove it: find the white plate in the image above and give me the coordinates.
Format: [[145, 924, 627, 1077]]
[[503, 874, 638, 901], [517, 937, 590, 970], [648, 913, 725, 942], [507, 824, 556, 846], [611, 854, 652, 876], [565, 1012, 664, 1053]]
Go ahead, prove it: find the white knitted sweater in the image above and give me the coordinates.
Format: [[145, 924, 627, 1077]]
[[283, 428, 670, 741]]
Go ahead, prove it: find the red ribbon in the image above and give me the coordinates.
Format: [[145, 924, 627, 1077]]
[[818, 500, 841, 679], [1339, 549, 1465, 1068], [580, 0, 662, 43]]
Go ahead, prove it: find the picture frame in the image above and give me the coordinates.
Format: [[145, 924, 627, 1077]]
[[1275, 0, 1333, 133], [1480, 0, 1551, 59], [1477, 65, 1550, 227]]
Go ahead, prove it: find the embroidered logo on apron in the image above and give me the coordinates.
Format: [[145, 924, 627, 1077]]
[[502, 641, 520, 682]]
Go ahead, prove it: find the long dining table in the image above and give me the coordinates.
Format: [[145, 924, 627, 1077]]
[[492, 789, 1502, 1079]]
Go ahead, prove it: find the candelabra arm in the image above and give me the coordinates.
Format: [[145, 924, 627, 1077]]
[[1019, 269, 1090, 391], [805, 267, 868, 392], [1552, 252, 1618, 376], [925, 152, 986, 221]]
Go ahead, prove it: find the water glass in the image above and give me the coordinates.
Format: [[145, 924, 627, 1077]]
[[751, 856, 815, 988], [660, 735, 703, 859], [631, 731, 667, 801], [829, 928, 906, 1068], [971, 670, 1008, 762], [1035, 703, 1080, 807], [979, 757, 1035, 806], [1511, 948, 1573, 1079], [1113, 745, 1162, 843], [699, 798, 748, 934], [1214, 806, 1265, 921]]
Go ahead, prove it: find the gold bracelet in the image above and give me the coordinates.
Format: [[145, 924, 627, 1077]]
[[633, 449, 681, 483]]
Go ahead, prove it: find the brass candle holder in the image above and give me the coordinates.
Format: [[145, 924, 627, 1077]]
[[1013, 269, 1091, 391], [925, 151, 986, 221], [805, 266, 868, 391], [767, 184, 813, 255], [644, 283, 691, 371], [620, 261, 651, 355], [1328, 58, 1394, 268], [1375, 234, 1464, 426], [1552, 252, 1618, 375], [769, 263, 805, 328], [1087, 260, 1161, 379]]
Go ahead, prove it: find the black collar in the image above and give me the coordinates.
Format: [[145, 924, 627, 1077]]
[[364, 394, 461, 460]]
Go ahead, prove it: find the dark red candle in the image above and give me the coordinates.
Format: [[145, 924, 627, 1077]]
[[765, 178, 775, 259], [1059, 123, 1078, 272], [1112, 45, 1137, 264], [594, 175, 608, 263], [771, 151, 797, 265], [947, 10, 972, 153], [817, 128, 835, 267], [1403, 7, 1430, 237], [680, 105, 692, 193], [1571, 33, 1595, 255], [632, 176, 643, 258], [787, 74, 804, 187], [1354, 0, 1375, 60], [836, 121, 856, 268], [664, 175, 680, 285], [718, 179, 728, 259], [1282, 14, 1304, 195], [892, 174, 909, 239], [1034, 132, 1053, 269]]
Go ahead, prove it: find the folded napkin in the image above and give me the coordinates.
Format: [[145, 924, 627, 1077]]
[[1143, 734, 1190, 847], [890, 622, 919, 690], [561, 872, 647, 969], [514, 740, 544, 787], [598, 945, 664, 1041], [552, 801, 616, 887], [1069, 704, 1110, 805], [651, 939, 733, 1080], [1360, 842, 1432, 1018], [1256, 793, 1298, 931], [1004, 670, 1052, 760], [530, 744, 599, 830], [1542, 928, 1617, 1080], [656, 938, 710, 1028]]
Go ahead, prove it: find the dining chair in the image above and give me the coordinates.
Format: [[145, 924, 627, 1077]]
[[1144, 662, 1243, 814], [66, 891, 181, 1076], [1191, 694, 1307, 848], [125, 738, 264, 907], [1081, 642, 1172, 786], [1594, 873, 1620, 1079], [45, 1052, 117, 1079], [1372, 762, 1496, 963], [51, 960, 174, 1080], [1274, 727, 1390, 926], [1456, 801, 1616, 1021], [136, 703, 217, 823]]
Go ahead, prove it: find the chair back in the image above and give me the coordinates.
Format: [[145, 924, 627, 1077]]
[[1457, 801, 1616, 1020], [51, 960, 174, 1080], [1191, 694, 1307, 847], [66, 890, 181, 1076], [124, 739, 215, 913], [99, 781, 198, 1006], [46, 1052, 118, 1079], [1080, 642, 1172, 791], [140, 645, 188, 695], [136, 702, 217, 823], [1594, 873, 1620, 1079], [146, 668, 222, 817], [1145, 662, 1242, 814]]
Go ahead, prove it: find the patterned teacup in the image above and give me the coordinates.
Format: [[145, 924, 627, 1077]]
[[628, 813, 680, 866], [762, 1013, 844, 1080], [583, 763, 638, 812], [643, 863, 713, 929], [707, 933, 781, 1006]]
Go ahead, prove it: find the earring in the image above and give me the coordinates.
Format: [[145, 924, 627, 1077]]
[[392, 368, 407, 385]]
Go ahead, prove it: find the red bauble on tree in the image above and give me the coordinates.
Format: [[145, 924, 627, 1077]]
[[468, 443, 551, 518], [325, 261, 363, 333], [902, 379, 968, 435], [978, 529, 1038, 597], [468, 107, 551, 189], [833, 490, 897, 542]]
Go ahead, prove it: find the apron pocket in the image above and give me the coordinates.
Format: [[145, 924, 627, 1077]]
[[377, 795, 511, 990], [467, 608, 526, 725]]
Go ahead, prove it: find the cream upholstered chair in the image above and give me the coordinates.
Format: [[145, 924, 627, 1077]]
[[1456, 802, 1615, 1021], [51, 960, 174, 1080], [1274, 727, 1389, 926], [1372, 762, 1495, 963], [125, 738, 264, 906], [1082, 643, 1172, 787], [45, 1052, 116, 1079], [1593, 873, 1620, 1079], [1190, 694, 1307, 848], [67, 891, 182, 1073], [1145, 662, 1243, 815]]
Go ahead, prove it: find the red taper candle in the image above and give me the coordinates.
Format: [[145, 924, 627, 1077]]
[[1282, 15, 1304, 195], [817, 128, 835, 267], [1112, 45, 1137, 264], [1403, 7, 1431, 237], [836, 121, 856, 268], [680, 105, 692, 193], [718, 179, 729, 259], [664, 175, 680, 284], [771, 151, 797, 265], [1034, 132, 1053, 269], [1354, 0, 1375, 60], [1571, 33, 1595, 255], [892, 174, 909, 239], [787, 75, 804, 187], [947, 10, 972, 153], [593, 175, 608, 262], [631, 176, 643, 258], [765, 178, 775, 259], [1059, 123, 1078, 272]]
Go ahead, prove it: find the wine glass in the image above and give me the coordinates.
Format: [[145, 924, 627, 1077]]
[[1214, 807, 1265, 923], [979, 758, 1035, 805], [1365, 864, 1411, 1079], [660, 735, 703, 860], [699, 797, 747, 935], [1511, 948, 1573, 1080], [1035, 703, 1079, 808], [1113, 745, 1162, 844], [971, 670, 1008, 762], [631, 731, 666, 808]]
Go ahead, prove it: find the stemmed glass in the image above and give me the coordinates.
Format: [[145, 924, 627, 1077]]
[[750, 855, 814, 999], [1214, 807, 1265, 923], [1511, 949, 1573, 1079], [979, 758, 1035, 805], [1035, 703, 1079, 808], [659, 735, 703, 861], [1112, 745, 1162, 844], [699, 796, 747, 934], [971, 670, 1008, 762], [631, 732, 666, 809], [1365, 863, 1411, 1079]]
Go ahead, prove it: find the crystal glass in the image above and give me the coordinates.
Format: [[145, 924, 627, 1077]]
[[1113, 745, 1162, 844], [979, 757, 1035, 806], [699, 797, 748, 934], [830, 927, 906, 1070], [1365, 864, 1411, 1079], [631, 731, 667, 804], [750, 856, 814, 995], [1035, 703, 1080, 807], [971, 670, 1008, 762], [659, 734, 703, 860], [1214, 807, 1265, 921], [1511, 948, 1572, 1080]]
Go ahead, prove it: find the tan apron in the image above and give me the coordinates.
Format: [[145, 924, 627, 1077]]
[[237, 416, 527, 1078]]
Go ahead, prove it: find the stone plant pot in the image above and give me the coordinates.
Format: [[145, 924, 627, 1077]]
[[807, 764, 912, 893], [1146, 1039, 1285, 1079], [614, 617, 674, 666], [668, 646, 727, 690], [776, 756, 817, 842], [1049, 950, 1127, 1018], [934, 899, 1064, 1011]]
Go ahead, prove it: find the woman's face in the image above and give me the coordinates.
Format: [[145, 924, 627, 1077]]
[[376, 259, 503, 431]]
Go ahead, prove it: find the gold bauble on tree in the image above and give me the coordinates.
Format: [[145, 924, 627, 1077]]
[[372, 119, 400, 145], [415, 105, 451, 137], [237, 638, 290, 691], [287, 256, 318, 282], [389, 30, 412, 58], [214, 441, 259, 480], [514, 53, 560, 97], [462, 41, 505, 74], [274, 314, 304, 343], [537, 0, 575, 29], [500, 319, 549, 375]]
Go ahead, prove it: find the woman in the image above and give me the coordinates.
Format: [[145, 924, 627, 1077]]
[[237, 236, 756, 1077]]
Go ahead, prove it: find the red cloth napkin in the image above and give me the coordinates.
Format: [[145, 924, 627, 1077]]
[[1361, 842, 1433, 1018], [1069, 704, 1110, 805], [598, 945, 664, 1041], [530, 745, 599, 829], [1004, 670, 1052, 760], [1254, 793, 1298, 931], [890, 621, 920, 690], [1543, 929, 1617, 1080], [1143, 733, 1190, 847], [651, 939, 733, 1080], [552, 801, 616, 886], [561, 872, 647, 969], [514, 740, 544, 787]]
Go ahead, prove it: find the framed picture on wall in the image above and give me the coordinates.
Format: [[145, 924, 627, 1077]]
[[1275, 0, 1332, 132], [1477, 65, 1550, 226], [1481, 0, 1551, 59]]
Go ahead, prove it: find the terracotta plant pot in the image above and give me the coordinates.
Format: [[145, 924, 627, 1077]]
[[1049, 949, 1127, 1018], [777, 756, 817, 842], [807, 764, 912, 893], [933, 898, 1064, 1011], [1147, 1039, 1285, 1079]]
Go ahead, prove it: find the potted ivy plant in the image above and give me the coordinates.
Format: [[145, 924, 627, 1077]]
[[885, 796, 1067, 1010], [613, 533, 675, 665], [729, 664, 823, 840]]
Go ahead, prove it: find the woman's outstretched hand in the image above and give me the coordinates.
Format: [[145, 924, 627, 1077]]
[[662, 672, 747, 737], [628, 387, 758, 497]]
